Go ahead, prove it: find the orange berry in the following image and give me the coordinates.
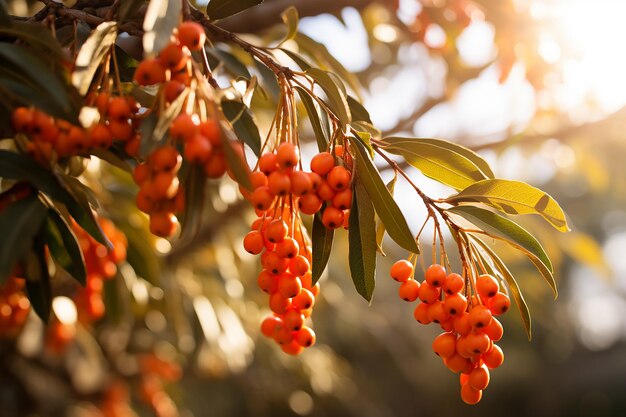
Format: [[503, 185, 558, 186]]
[[278, 274, 302, 299], [243, 230, 265, 254], [184, 134, 212, 163], [258, 152, 278, 175], [443, 293, 468, 316], [295, 326, 316, 347], [204, 152, 227, 178], [298, 193, 323, 215], [427, 301, 449, 324], [316, 181, 336, 201], [276, 142, 299, 169], [444, 353, 471, 373], [134, 58, 167, 85], [310, 152, 335, 176], [453, 312, 472, 336], [425, 264, 447, 287], [283, 308, 304, 331], [267, 171, 291, 196], [264, 252, 290, 275], [281, 341, 304, 355], [476, 274, 499, 299], [390, 259, 414, 282], [260, 315, 281, 338], [163, 80, 186, 102], [321, 206, 344, 229], [257, 270, 278, 294], [199, 120, 221, 146], [488, 292, 510, 316], [326, 166, 351, 191], [290, 170, 313, 196], [482, 344, 504, 369], [108, 97, 132, 121], [468, 305, 493, 329], [398, 279, 420, 302], [443, 273, 464, 295], [483, 317, 503, 342], [149, 212, 178, 237], [413, 302, 431, 325], [273, 324, 293, 345], [151, 145, 182, 172], [136, 189, 155, 213], [418, 281, 441, 304], [269, 293, 291, 315], [275, 237, 299, 259], [133, 163, 150, 185], [289, 255, 310, 277], [159, 43, 188, 71], [265, 219, 288, 243], [177, 21, 206, 50], [12, 107, 34, 132], [90, 124, 113, 148], [465, 331, 491, 354], [469, 365, 490, 390], [332, 188, 353, 210], [432, 332, 457, 358], [250, 186, 274, 211], [170, 113, 198, 142], [460, 384, 482, 405], [292, 289, 315, 310]]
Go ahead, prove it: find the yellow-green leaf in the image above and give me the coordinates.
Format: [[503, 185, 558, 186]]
[[446, 179, 569, 232], [350, 136, 418, 253], [295, 86, 330, 152], [380, 137, 488, 190], [410, 137, 494, 178], [306, 68, 351, 127], [280, 6, 299, 44]]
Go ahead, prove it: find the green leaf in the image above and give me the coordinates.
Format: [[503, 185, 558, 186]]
[[409, 137, 494, 178], [91, 148, 133, 174], [221, 100, 261, 156], [347, 96, 372, 123], [0, 43, 79, 123], [0, 21, 65, 59], [375, 175, 397, 255], [348, 179, 377, 301], [207, 49, 252, 79], [447, 205, 557, 297], [306, 68, 351, 127], [279, 48, 312, 70], [0, 195, 47, 285], [295, 33, 362, 100], [206, 0, 263, 20], [295, 86, 330, 152], [380, 137, 488, 190], [280, 6, 299, 44], [220, 124, 252, 191], [42, 209, 87, 286], [0, 151, 109, 247], [253, 59, 280, 100], [71, 21, 118, 95], [143, 88, 189, 154], [446, 179, 569, 232], [472, 237, 532, 340], [143, 0, 181, 55], [24, 239, 52, 323], [179, 164, 206, 240], [349, 136, 418, 253], [352, 121, 381, 140], [311, 209, 334, 285]]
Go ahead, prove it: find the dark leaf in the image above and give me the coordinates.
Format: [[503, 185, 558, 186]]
[[220, 123, 252, 191], [222, 100, 261, 156], [206, 0, 263, 20], [348, 179, 377, 301], [295, 86, 329, 152], [0, 195, 47, 285], [24, 239, 52, 323], [42, 209, 87, 286], [306, 68, 351, 127], [0, 21, 65, 59], [349, 136, 418, 253], [253, 59, 280, 100], [375, 174, 397, 255], [180, 164, 206, 240], [119, 0, 146, 22], [311, 209, 334, 285], [207, 49, 252, 79], [347, 95, 372, 123]]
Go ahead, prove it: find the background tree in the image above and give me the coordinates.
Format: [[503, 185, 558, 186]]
[[0, 0, 623, 416]]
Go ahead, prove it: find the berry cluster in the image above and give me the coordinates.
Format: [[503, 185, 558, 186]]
[[137, 353, 182, 417], [0, 275, 30, 338], [73, 217, 127, 324], [11, 94, 140, 164], [390, 261, 509, 404]]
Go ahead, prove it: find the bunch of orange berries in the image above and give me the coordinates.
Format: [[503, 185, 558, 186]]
[[390, 260, 509, 404], [11, 94, 140, 165], [0, 275, 31, 338]]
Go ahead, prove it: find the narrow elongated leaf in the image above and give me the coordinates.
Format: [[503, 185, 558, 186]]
[[280, 6, 299, 44], [381, 137, 488, 190], [349, 136, 418, 253], [347, 96, 372, 123], [295, 33, 361, 99], [473, 237, 532, 340], [410, 137, 494, 178], [207, 49, 251, 79], [180, 164, 206, 240], [448, 205, 557, 297], [143, 88, 188, 154], [0, 22, 65, 59], [206, 0, 263, 20], [0, 151, 108, 246], [311, 210, 334, 284], [253, 59, 280, 99], [306, 68, 351, 127], [348, 179, 377, 301], [0, 43, 79, 122], [24, 239, 52, 323], [446, 179, 569, 232], [295, 86, 329, 152], [279, 48, 312, 70], [220, 124, 252, 191], [222, 100, 261, 156], [72, 21, 118, 95], [0, 195, 47, 285], [42, 209, 87, 286], [143, 0, 181, 55], [375, 175, 397, 255]]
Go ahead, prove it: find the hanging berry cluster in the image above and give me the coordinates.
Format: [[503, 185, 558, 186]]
[[0, 275, 31, 338], [390, 258, 510, 404]]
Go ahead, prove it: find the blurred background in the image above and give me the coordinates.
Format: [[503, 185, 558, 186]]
[[3, 0, 626, 416]]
